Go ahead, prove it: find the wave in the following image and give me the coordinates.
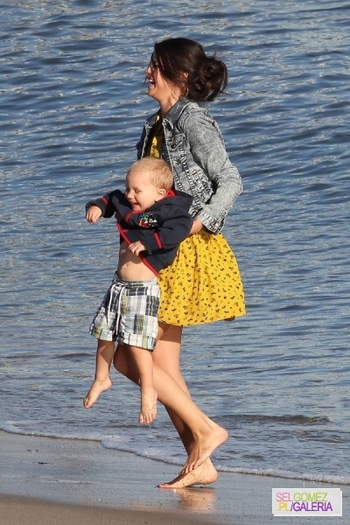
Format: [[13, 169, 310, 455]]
[[216, 466, 350, 487], [2, 424, 349, 487], [0, 422, 107, 443], [221, 413, 332, 425]]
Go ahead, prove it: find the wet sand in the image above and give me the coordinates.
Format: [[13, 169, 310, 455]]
[[0, 431, 348, 525]]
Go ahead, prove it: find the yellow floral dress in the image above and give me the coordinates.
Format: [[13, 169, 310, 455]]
[[145, 115, 246, 326]]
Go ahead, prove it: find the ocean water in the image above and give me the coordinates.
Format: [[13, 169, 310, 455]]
[[1, 0, 350, 486]]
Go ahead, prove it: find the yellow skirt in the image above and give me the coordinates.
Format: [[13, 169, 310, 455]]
[[157, 230, 246, 326]]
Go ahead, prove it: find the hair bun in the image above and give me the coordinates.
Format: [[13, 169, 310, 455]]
[[154, 38, 228, 102]]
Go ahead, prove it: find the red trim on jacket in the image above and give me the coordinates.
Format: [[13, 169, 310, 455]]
[[154, 232, 162, 249]]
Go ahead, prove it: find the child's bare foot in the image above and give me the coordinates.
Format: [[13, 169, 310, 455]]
[[181, 425, 228, 474], [139, 387, 157, 424], [83, 378, 112, 408], [158, 458, 218, 489]]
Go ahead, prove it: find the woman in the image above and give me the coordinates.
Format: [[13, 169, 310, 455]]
[[114, 37, 245, 488]]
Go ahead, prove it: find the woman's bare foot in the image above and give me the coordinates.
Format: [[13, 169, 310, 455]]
[[158, 458, 218, 489], [181, 425, 228, 474], [139, 387, 157, 424], [83, 377, 112, 408]]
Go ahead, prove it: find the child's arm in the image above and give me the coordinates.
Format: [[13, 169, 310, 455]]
[[85, 189, 125, 219]]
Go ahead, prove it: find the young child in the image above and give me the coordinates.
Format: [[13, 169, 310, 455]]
[[83, 157, 193, 424]]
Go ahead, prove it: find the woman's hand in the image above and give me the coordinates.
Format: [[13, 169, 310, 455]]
[[189, 219, 203, 235]]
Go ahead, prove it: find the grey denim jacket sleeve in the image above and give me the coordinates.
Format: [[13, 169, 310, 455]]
[[137, 99, 243, 234]]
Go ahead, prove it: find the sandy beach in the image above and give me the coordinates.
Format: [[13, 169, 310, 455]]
[[0, 430, 348, 525]]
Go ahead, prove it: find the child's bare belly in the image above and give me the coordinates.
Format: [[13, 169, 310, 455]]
[[117, 242, 156, 281]]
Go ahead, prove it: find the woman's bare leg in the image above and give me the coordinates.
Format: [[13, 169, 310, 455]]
[[114, 323, 227, 482], [83, 339, 114, 408], [152, 324, 218, 486]]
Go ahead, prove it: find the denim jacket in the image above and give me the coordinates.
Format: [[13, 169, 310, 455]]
[[136, 98, 242, 234]]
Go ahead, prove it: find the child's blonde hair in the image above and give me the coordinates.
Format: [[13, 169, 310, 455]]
[[128, 158, 173, 191]]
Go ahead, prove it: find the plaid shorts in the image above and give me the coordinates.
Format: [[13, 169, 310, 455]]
[[89, 275, 160, 350]]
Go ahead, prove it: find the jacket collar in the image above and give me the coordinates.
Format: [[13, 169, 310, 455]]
[[162, 97, 193, 130]]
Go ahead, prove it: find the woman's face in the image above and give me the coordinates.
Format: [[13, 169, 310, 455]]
[[145, 53, 182, 109]]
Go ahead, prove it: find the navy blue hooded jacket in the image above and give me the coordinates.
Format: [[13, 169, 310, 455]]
[[86, 189, 193, 275]]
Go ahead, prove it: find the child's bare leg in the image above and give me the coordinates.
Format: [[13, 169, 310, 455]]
[[83, 339, 114, 408], [127, 344, 157, 425]]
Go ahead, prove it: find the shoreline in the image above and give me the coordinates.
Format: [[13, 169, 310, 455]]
[[1, 430, 348, 525]]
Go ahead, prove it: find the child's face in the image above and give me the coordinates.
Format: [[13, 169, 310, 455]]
[[125, 170, 165, 212]]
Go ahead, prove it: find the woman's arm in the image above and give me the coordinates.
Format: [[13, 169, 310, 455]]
[[183, 108, 242, 232]]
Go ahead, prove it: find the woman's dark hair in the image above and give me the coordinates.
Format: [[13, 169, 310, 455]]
[[153, 37, 228, 102]]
